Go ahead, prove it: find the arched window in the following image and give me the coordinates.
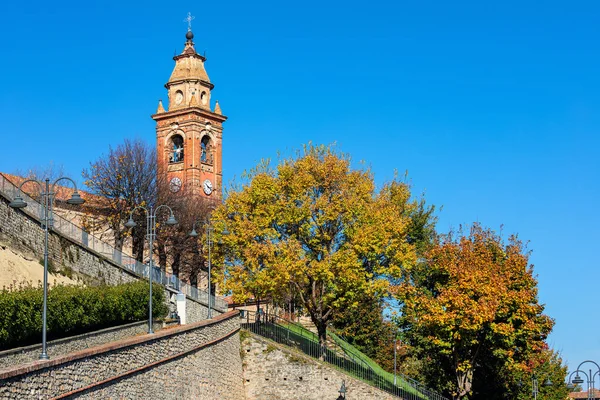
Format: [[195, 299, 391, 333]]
[[200, 135, 213, 165], [169, 134, 184, 163]]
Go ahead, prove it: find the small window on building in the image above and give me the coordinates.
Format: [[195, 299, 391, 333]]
[[169, 134, 184, 163], [200, 135, 213, 164]]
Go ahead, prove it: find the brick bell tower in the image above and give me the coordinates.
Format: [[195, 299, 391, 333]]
[[152, 19, 226, 202]]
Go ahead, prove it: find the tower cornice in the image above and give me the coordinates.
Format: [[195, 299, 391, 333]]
[[151, 106, 227, 123], [165, 79, 214, 90], [173, 52, 206, 62]]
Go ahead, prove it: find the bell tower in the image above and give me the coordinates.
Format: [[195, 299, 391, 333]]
[[152, 16, 226, 202]]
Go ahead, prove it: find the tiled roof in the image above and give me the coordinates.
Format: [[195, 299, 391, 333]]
[[569, 388, 600, 399]]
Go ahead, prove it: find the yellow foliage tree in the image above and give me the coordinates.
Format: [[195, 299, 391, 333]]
[[212, 144, 420, 348]]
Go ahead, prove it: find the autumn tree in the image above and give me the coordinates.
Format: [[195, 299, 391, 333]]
[[212, 144, 423, 348], [396, 223, 556, 400], [82, 139, 156, 262], [153, 187, 214, 287], [331, 292, 397, 371], [474, 345, 568, 400]]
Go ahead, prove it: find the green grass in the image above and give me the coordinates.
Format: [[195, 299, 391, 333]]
[[271, 320, 427, 399], [328, 331, 419, 392]]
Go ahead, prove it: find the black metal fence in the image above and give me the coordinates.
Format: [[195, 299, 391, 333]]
[[241, 311, 448, 400]]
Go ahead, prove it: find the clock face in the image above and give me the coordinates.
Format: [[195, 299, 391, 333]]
[[175, 91, 183, 105], [203, 179, 213, 195], [170, 177, 182, 193]]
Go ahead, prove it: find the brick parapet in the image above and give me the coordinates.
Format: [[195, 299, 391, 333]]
[[0, 319, 179, 369]]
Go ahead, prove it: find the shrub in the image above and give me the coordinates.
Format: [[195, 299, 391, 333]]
[[0, 280, 168, 350]]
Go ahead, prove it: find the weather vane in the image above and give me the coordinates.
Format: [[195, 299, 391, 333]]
[[184, 12, 195, 32]]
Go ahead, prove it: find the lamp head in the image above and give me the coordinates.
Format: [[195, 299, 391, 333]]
[[9, 196, 27, 209], [67, 192, 85, 205], [543, 378, 552, 387], [189, 227, 198, 237], [166, 214, 178, 226], [125, 217, 137, 228], [567, 383, 575, 390], [517, 379, 524, 388], [572, 375, 584, 384]]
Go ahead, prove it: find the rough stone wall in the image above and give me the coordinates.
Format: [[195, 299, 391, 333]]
[[187, 296, 209, 322], [243, 335, 397, 400], [0, 194, 137, 286], [0, 320, 175, 369], [0, 312, 244, 400]]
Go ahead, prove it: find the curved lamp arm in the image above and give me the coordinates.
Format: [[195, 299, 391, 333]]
[[125, 205, 177, 228], [576, 360, 600, 376], [10, 177, 84, 208], [569, 369, 590, 386], [125, 205, 149, 228], [154, 204, 178, 225], [52, 177, 85, 205], [9, 179, 43, 208]]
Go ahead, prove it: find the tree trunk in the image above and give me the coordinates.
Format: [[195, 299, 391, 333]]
[[256, 298, 261, 324], [455, 369, 473, 400], [132, 227, 145, 262], [171, 252, 181, 278], [157, 244, 167, 271], [315, 320, 328, 361], [113, 234, 124, 264]]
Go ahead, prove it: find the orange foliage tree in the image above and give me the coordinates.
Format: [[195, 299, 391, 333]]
[[396, 224, 556, 399]]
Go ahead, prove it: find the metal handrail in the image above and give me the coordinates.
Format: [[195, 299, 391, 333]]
[[328, 327, 447, 400], [241, 310, 448, 400], [0, 173, 227, 312]]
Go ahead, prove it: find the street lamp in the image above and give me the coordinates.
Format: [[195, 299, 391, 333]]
[[189, 219, 213, 318], [125, 205, 177, 333], [9, 177, 85, 360], [532, 373, 553, 400], [568, 360, 600, 400], [517, 373, 553, 400], [393, 337, 400, 385], [336, 380, 346, 400]]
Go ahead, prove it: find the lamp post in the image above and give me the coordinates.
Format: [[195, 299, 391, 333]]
[[568, 360, 600, 400], [517, 372, 553, 399], [393, 338, 399, 385], [336, 380, 346, 400], [9, 177, 85, 360], [532, 373, 553, 400], [189, 219, 213, 318], [125, 205, 178, 333]]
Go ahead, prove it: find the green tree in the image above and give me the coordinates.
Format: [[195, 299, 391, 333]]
[[212, 144, 421, 349], [396, 223, 555, 400]]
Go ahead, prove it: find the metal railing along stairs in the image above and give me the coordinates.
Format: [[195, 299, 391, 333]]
[[0, 173, 227, 312], [241, 310, 448, 400]]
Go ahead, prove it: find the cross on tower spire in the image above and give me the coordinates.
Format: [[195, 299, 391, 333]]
[[184, 12, 195, 32]]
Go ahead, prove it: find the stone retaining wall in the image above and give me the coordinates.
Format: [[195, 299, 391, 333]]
[[242, 334, 398, 400], [0, 311, 244, 400], [0, 195, 135, 287]]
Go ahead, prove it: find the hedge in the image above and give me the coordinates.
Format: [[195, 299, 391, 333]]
[[0, 281, 168, 350]]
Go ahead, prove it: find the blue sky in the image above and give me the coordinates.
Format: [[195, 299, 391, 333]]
[[0, 0, 598, 373]]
